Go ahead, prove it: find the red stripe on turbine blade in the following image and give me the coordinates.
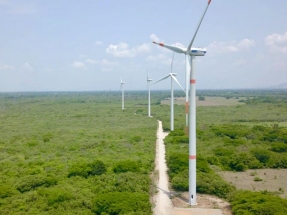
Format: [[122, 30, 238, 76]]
[[189, 155, 196, 160], [159, 43, 164, 47], [190, 79, 196, 84], [208, 0, 211, 4]]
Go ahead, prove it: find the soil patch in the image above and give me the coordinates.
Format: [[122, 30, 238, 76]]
[[218, 169, 287, 198], [171, 193, 232, 215]]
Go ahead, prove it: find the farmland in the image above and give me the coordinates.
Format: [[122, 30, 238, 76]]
[[0, 89, 287, 214]]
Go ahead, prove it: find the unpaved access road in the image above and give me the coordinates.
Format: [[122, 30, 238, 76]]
[[153, 120, 225, 215], [153, 120, 173, 215]]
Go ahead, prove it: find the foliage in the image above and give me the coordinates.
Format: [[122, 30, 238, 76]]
[[68, 160, 106, 178], [0, 184, 18, 198], [38, 187, 73, 206], [16, 175, 57, 193], [92, 192, 151, 215], [113, 160, 141, 173], [198, 96, 205, 101], [229, 190, 287, 215], [0, 91, 158, 214]]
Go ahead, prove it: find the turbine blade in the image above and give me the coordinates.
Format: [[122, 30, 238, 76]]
[[150, 75, 170, 86], [187, 0, 212, 52], [171, 74, 185, 93], [153, 42, 186, 54], [170, 52, 174, 73]]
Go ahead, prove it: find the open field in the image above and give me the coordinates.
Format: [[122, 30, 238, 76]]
[[218, 169, 287, 198], [161, 96, 243, 106]]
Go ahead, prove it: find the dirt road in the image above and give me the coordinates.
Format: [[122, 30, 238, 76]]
[[153, 121, 226, 215], [153, 120, 173, 215]]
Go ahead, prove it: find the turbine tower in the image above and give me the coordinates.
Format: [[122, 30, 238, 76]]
[[151, 73, 185, 131], [120, 78, 125, 110], [147, 73, 153, 117], [152, 0, 212, 205]]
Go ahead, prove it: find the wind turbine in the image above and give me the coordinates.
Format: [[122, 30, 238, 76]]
[[120, 78, 125, 110], [152, 0, 212, 205], [151, 72, 185, 131], [147, 73, 153, 117]]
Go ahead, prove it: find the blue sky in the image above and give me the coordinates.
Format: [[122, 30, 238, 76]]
[[0, 0, 286, 92]]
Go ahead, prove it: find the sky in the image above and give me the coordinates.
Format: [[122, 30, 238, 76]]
[[0, 0, 287, 92]]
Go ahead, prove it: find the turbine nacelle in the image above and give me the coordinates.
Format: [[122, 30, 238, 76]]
[[190, 47, 207, 56]]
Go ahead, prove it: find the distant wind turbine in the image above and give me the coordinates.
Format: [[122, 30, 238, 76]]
[[151, 72, 185, 131], [152, 0, 212, 205], [147, 72, 153, 117], [120, 78, 125, 110]]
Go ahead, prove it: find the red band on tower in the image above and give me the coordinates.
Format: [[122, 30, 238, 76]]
[[189, 155, 196, 160], [190, 79, 196, 84]]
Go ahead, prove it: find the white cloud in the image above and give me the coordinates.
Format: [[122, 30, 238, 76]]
[[150, 34, 160, 42], [23, 63, 33, 70], [146, 54, 171, 65], [86, 59, 98, 64], [95, 41, 103, 46], [72, 61, 85, 69], [106, 42, 150, 57], [101, 59, 116, 66], [0, 63, 14, 70], [207, 39, 255, 54], [265, 31, 287, 53]]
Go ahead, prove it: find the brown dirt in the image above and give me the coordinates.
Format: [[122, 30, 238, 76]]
[[218, 169, 287, 198], [171, 193, 233, 215]]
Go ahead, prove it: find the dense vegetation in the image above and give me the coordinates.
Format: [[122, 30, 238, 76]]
[[160, 89, 287, 214], [1, 89, 287, 214], [0, 92, 158, 214]]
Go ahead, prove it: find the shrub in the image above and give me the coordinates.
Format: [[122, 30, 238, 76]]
[[130, 136, 142, 143], [68, 160, 106, 178], [251, 149, 272, 165], [197, 171, 235, 198], [0, 185, 18, 198], [229, 152, 262, 171], [166, 153, 188, 178], [92, 192, 151, 215], [114, 172, 150, 193], [254, 177, 263, 181], [270, 142, 287, 153], [38, 187, 73, 206], [87, 160, 107, 176], [171, 170, 188, 191], [16, 175, 57, 193], [113, 160, 140, 173], [229, 190, 287, 215]]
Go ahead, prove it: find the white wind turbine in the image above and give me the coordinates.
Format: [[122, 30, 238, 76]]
[[120, 78, 125, 110], [152, 0, 212, 205], [151, 71, 185, 131], [147, 73, 153, 117]]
